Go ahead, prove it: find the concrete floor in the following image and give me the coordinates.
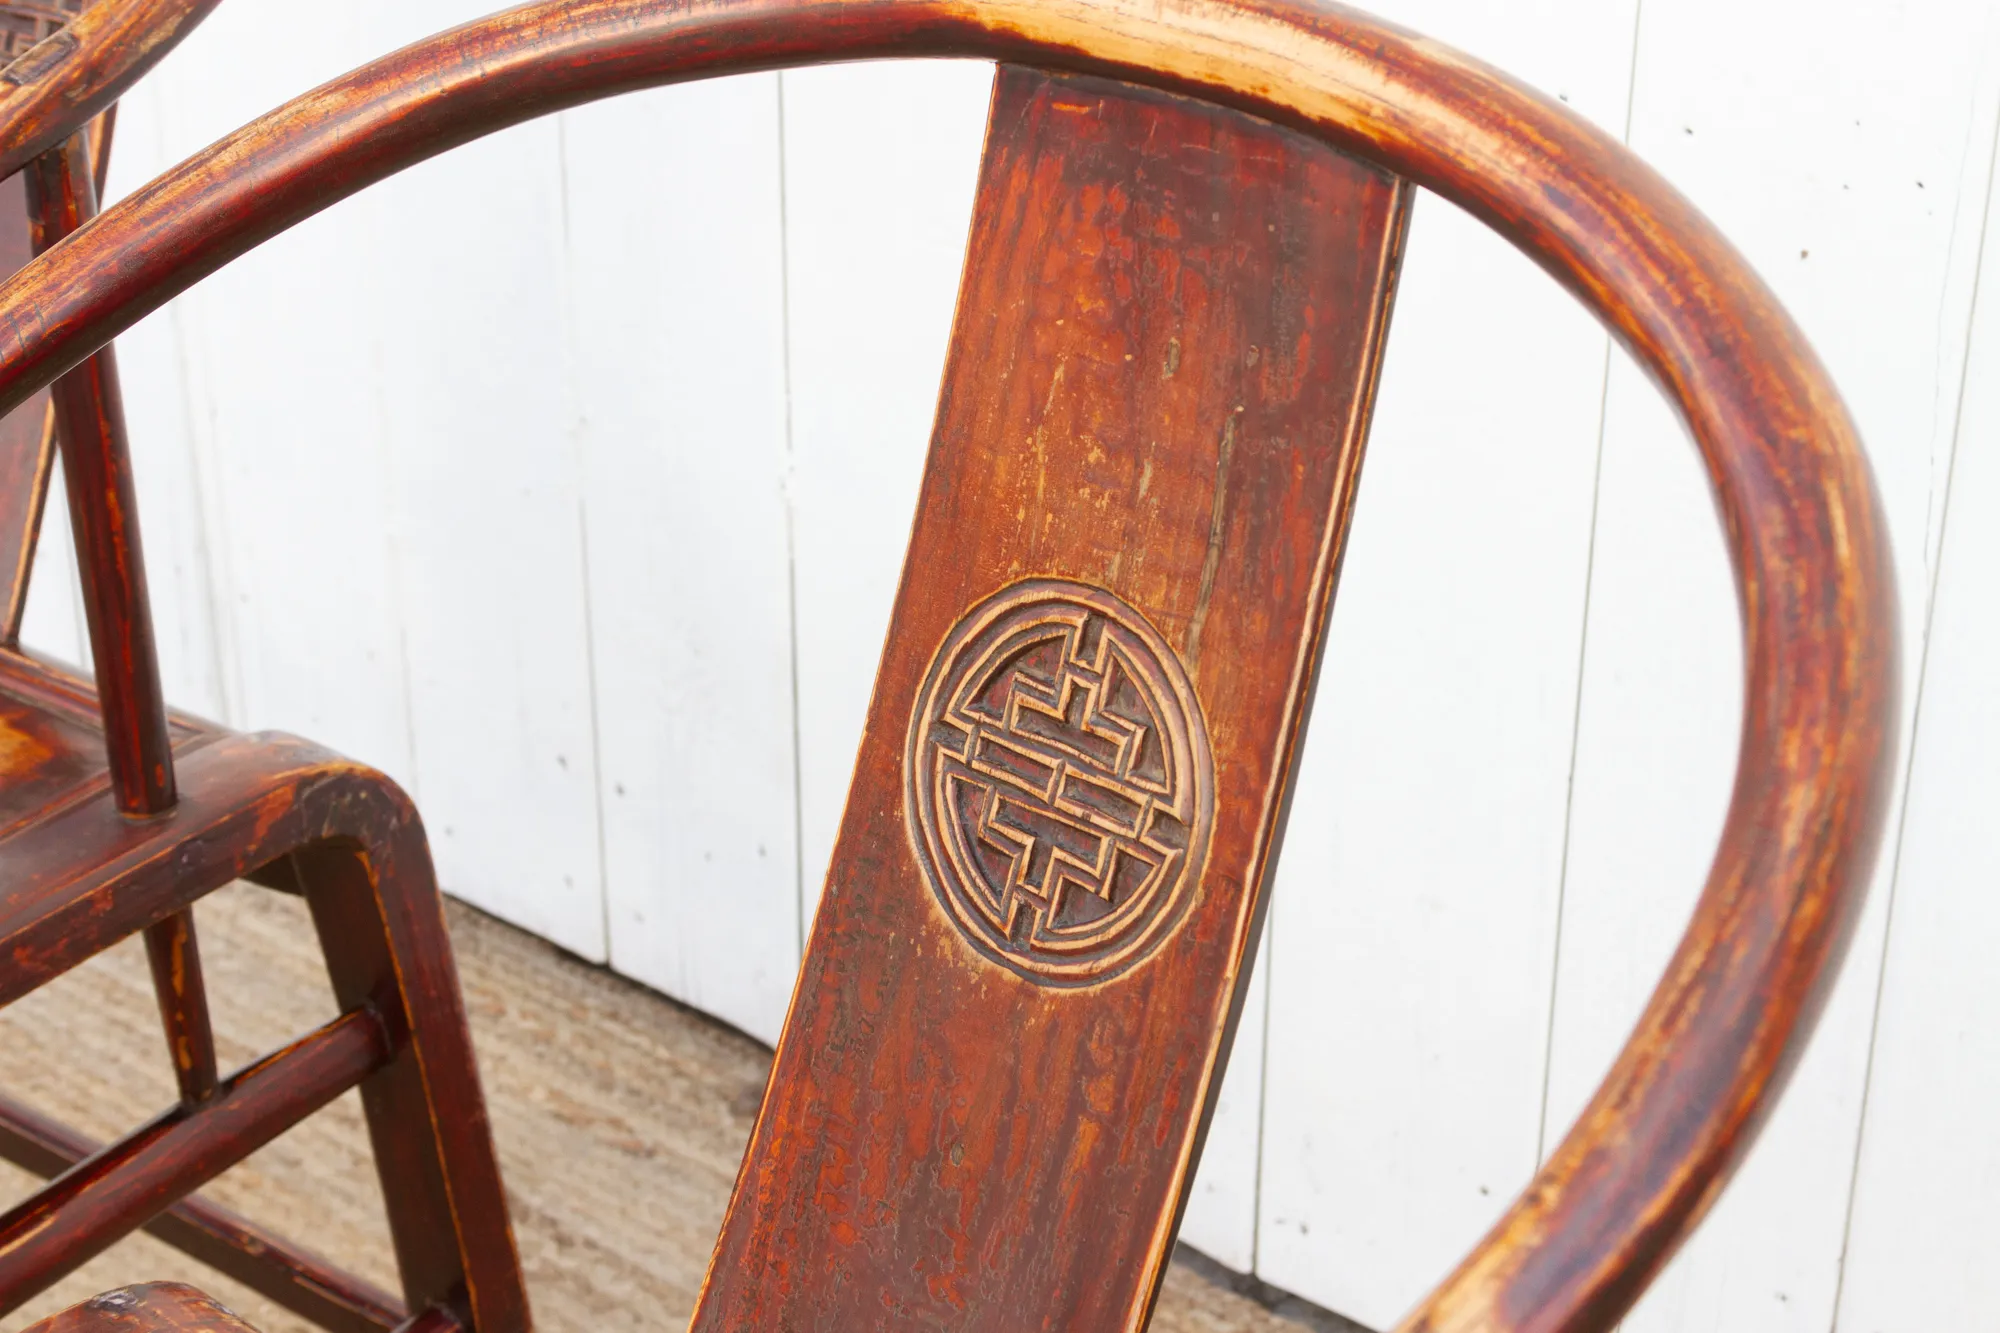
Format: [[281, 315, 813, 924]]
[[0, 884, 1348, 1332]]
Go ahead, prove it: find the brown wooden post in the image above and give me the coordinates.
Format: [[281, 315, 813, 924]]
[[24, 128, 173, 815], [26, 126, 218, 1110]]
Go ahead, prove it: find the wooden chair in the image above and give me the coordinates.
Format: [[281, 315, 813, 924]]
[[0, 0, 1898, 1330], [0, 4, 531, 1333]]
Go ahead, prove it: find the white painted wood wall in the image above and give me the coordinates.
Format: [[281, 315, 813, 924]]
[[19, 2, 2000, 1328]]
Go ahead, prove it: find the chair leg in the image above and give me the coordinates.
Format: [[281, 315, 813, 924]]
[[293, 834, 530, 1333], [143, 910, 219, 1105]]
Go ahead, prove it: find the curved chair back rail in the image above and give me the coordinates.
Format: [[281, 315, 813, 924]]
[[0, 2, 1897, 1330], [0, 0, 221, 181]]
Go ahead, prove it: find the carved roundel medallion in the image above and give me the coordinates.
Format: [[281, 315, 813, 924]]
[[905, 579, 1215, 985]]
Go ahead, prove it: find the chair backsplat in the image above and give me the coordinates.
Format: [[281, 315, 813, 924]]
[[692, 65, 1409, 1331]]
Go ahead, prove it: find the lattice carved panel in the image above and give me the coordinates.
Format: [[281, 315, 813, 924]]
[[0, 1, 80, 64]]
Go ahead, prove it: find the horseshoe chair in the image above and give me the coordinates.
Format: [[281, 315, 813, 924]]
[[1, 0, 1895, 1331], [0, 3, 530, 1333]]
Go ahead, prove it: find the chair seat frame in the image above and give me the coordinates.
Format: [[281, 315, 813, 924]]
[[0, 4, 528, 1332]]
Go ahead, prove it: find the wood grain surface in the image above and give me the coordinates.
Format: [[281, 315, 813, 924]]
[[692, 63, 1406, 1329], [20, 1282, 265, 1333], [0, 0, 220, 181], [0, 6, 543, 1333], [0, 0, 1897, 1329], [0, 1010, 388, 1310], [0, 640, 528, 1332], [25, 126, 172, 814], [0, 884, 1353, 1333]]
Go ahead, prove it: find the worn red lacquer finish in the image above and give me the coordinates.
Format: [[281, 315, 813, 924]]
[[693, 64, 1406, 1328], [0, 1093, 404, 1333], [0, 0, 221, 180], [0, 0, 1896, 1330], [22, 1282, 269, 1333], [0, 647, 527, 1331], [0, 4, 529, 1332]]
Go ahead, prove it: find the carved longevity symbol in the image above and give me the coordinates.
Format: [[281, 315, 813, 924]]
[[906, 580, 1214, 985]]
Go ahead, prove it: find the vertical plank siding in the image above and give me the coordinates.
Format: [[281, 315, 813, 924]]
[[571, 74, 800, 1043], [779, 59, 995, 920], [107, 1, 417, 786], [8, 1, 1992, 1327], [1545, 6, 2000, 1332], [1836, 65, 2000, 1324], [1251, 2, 1640, 1324], [20, 455, 82, 667]]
